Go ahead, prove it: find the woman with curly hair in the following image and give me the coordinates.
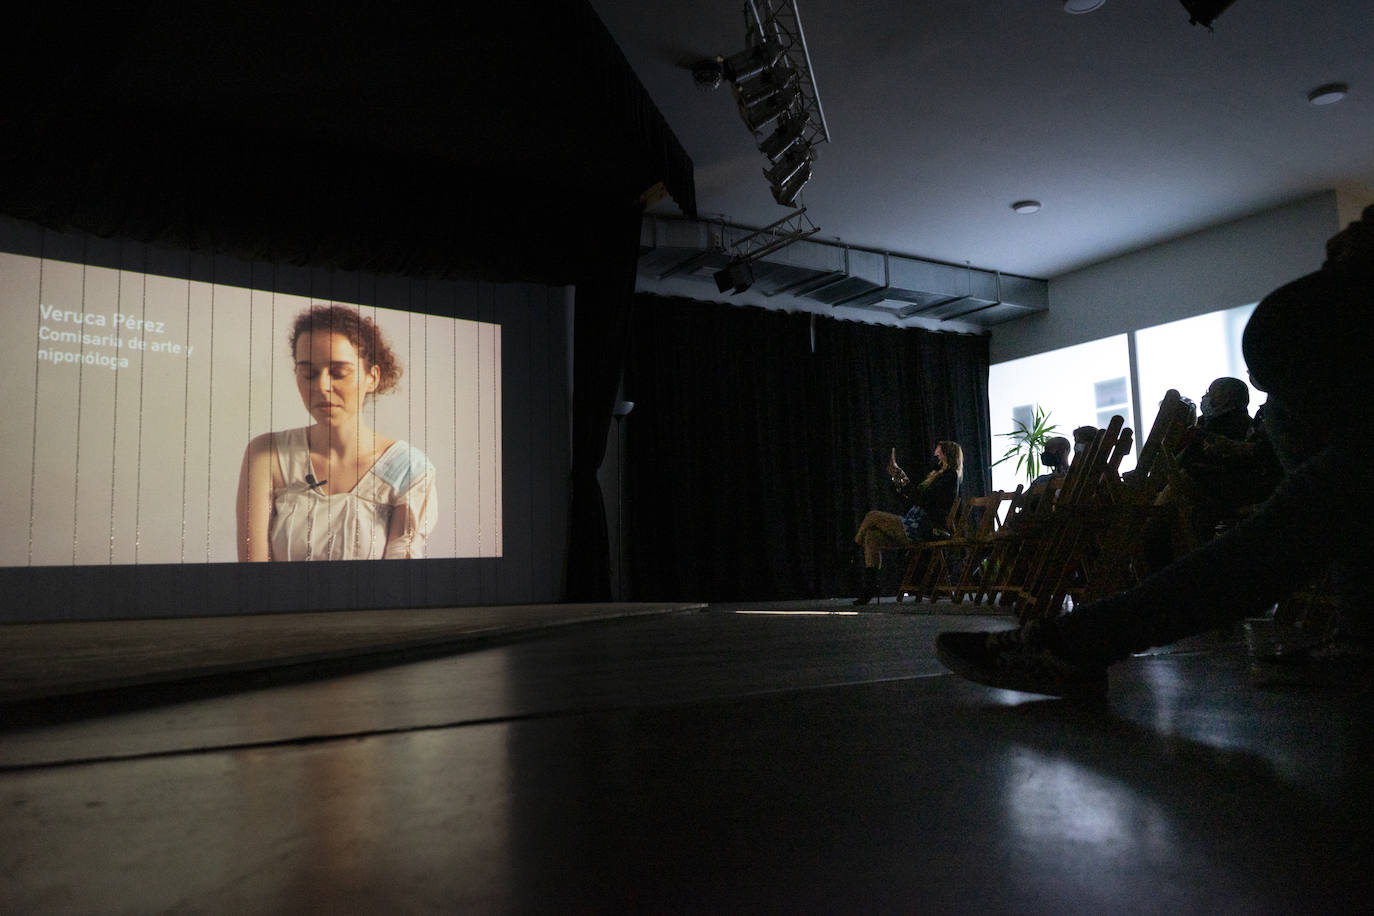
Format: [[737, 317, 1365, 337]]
[[236, 304, 437, 561]]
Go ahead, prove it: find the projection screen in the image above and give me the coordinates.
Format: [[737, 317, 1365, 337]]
[[0, 248, 503, 567]]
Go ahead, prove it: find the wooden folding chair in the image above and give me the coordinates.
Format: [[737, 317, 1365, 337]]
[[1016, 394, 1194, 619], [905, 488, 1024, 604], [1006, 415, 1130, 622], [1028, 418, 1135, 616], [941, 486, 1022, 604], [972, 478, 1063, 608], [1082, 389, 1195, 601], [1123, 388, 1194, 505], [895, 496, 966, 602]]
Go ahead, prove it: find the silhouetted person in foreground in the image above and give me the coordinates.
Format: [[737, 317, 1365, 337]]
[[937, 205, 1374, 697], [1196, 376, 1252, 440], [1171, 376, 1283, 544], [1143, 376, 1283, 567]]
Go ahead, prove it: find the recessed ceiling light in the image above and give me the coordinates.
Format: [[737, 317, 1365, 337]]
[[1307, 82, 1348, 106], [1011, 200, 1042, 214], [1063, 0, 1106, 13]]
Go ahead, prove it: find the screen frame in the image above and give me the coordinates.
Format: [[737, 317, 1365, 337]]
[[0, 216, 570, 621]]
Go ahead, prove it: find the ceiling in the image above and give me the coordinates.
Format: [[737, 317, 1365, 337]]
[[588, 0, 1374, 280]]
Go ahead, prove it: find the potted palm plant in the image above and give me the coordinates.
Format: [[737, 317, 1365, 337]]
[[993, 404, 1060, 483]]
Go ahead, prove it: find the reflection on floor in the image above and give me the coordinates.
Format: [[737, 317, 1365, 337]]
[[2, 600, 1371, 913]]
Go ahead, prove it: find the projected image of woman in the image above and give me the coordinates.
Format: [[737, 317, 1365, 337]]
[[236, 305, 437, 560]]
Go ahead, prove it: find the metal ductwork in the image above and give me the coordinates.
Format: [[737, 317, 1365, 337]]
[[637, 214, 1048, 329]]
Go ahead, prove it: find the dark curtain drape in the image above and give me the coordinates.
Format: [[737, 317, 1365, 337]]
[[0, 3, 695, 284], [623, 294, 991, 602], [565, 205, 646, 601]]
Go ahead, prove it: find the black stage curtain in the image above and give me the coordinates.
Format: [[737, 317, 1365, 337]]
[[566, 204, 645, 601], [623, 295, 991, 602], [0, 2, 695, 284]]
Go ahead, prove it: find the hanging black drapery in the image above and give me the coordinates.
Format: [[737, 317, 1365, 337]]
[[623, 294, 991, 602], [565, 204, 645, 601], [0, 3, 695, 284]]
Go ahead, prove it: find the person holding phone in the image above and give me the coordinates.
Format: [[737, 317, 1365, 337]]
[[851, 441, 963, 605]]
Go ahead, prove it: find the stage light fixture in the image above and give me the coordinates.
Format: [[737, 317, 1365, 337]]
[[714, 257, 756, 294], [722, 41, 781, 85], [770, 157, 813, 206], [739, 85, 800, 133], [703, 2, 829, 210], [759, 113, 807, 161], [765, 144, 811, 187], [691, 58, 726, 91], [735, 66, 799, 111]]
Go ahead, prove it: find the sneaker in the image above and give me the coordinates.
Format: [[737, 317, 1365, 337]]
[[935, 623, 1108, 699]]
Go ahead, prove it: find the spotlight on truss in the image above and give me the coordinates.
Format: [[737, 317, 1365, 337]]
[[709, 208, 821, 294], [714, 258, 756, 294], [700, 1, 829, 208], [764, 143, 809, 183], [691, 57, 726, 90], [770, 157, 813, 206], [759, 112, 807, 161], [721, 40, 783, 84]]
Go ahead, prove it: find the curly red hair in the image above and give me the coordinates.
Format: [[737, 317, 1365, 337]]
[[288, 305, 402, 395]]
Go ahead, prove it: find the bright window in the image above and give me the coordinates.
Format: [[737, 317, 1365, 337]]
[[988, 334, 1133, 494], [988, 302, 1263, 497], [1134, 303, 1258, 442]]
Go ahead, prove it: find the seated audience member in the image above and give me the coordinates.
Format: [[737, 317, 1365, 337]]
[[1071, 426, 1097, 463], [1011, 435, 1072, 520], [1030, 436, 1072, 490], [936, 204, 1374, 696], [852, 441, 963, 605], [1196, 376, 1252, 440], [1154, 376, 1283, 557]]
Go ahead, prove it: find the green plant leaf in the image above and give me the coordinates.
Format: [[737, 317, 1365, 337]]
[[994, 405, 1061, 482]]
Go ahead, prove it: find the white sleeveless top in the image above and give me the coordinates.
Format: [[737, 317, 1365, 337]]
[[269, 427, 437, 561]]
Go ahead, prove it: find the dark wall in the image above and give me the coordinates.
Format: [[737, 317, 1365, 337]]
[[0, 217, 570, 621]]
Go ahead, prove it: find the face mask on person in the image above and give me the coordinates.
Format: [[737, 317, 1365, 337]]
[[1198, 408, 1236, 432]]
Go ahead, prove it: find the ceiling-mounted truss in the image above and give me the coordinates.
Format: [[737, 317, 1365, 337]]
[[704, 0, 828, 207], [640, 214, 1048, 329], [744, 0, 829, 147]]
